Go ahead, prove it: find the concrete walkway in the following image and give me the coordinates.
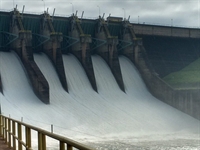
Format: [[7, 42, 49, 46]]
[[0, 136, 13, 150]]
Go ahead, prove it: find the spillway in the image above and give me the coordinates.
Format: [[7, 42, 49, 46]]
[[0, 51, 199, 149]]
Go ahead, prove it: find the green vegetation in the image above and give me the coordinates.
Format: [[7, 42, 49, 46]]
[[163, 58, 200, 89]]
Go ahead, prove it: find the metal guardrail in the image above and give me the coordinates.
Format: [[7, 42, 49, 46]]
[[0, 114, 94, 150]]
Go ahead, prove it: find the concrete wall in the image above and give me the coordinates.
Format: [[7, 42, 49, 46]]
[[134, 41, 200, 120], [132, 24, 200, 38], [122, 22, 200, 120], [139, 36, 200, 77]]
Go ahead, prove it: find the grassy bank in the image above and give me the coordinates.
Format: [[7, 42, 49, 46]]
[[163, 58, 200, 89]]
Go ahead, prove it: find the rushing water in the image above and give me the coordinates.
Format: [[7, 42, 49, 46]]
[[0, 51, 199, 149]]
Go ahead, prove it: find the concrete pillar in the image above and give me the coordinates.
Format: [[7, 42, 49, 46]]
[[42, 33, 68, 92], [18, 31, 50, 103], [11, 31, 50, 103], [10, 10, 49, 104], [121, 23, 138, 63], [19, 31, 33, 60], [121, 32, 135, 63], [95, 27, 125, 92], [41, 14, 68, 92], [69, 17, 97, 92]]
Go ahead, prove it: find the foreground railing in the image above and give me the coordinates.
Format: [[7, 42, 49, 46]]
[[0, 114, 94, 150]]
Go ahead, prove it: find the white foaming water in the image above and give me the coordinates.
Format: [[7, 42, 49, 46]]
[[0, 51, 199, 149]]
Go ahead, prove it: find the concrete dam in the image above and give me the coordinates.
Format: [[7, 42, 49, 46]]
[[0, 8, 200, 149]]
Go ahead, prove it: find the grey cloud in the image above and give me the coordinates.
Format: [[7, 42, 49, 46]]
[[0, 0, 199, 27]]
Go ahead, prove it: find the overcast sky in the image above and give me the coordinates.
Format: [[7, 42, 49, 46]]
[[0, 0, 199, 28]]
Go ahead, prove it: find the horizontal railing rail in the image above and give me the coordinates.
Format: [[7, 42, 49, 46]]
[[0, 114, 94, 150]]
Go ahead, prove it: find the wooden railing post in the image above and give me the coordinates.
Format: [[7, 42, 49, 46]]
[[38, 132, 42, 150], [8, 118, 11, 148], [67, 144, 73, 150], [18, 123, 22, 150], [38, 132, 46, 150], [42, 133, 46, 150], [0, 115, 93, 150], [25, 126, 31, 149], [60, 141, 65, 150], [5, 117, 7, 142], [2, 116, 5, 138], [12, 121, 16, 150], [0, 115, 2, 136]]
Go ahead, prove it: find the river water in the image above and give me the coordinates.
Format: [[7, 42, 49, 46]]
[[0, 51, 199, 149]]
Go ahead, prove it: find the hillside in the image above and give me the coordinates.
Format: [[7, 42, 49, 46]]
[[163, 58, 200, 89]]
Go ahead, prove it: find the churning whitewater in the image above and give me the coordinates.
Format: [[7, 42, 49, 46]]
[[0, 51, 199, 149]]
